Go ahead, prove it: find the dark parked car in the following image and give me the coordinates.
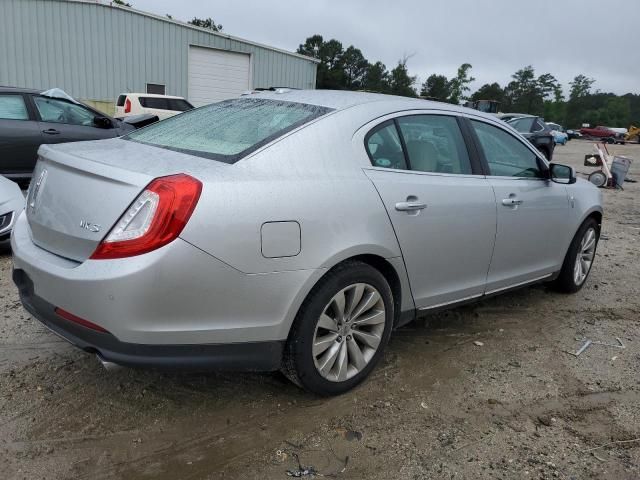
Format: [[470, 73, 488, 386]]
[[507, 115, 555, 160], [0, 87, 135, 183]]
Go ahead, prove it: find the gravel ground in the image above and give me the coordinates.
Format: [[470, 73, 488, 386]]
[[1, 140, 639, 480]]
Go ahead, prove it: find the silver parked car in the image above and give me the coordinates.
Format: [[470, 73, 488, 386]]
[[0, 175, 24, 242], [12, 91, 602, 395]]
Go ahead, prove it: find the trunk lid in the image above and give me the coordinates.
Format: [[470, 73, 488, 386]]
[[26, 138, 215, 262]]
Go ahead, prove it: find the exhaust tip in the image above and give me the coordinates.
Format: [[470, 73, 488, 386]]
[[97, 354, 122, 371]]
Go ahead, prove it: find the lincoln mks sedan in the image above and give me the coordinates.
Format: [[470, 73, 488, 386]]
[[12, 90, 602, 395]]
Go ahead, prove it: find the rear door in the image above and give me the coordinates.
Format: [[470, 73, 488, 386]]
[[0, 93, 43, 176], [363, 113, 497, 310], [468, 118, 570, 293], [31, 95, 119, 144]]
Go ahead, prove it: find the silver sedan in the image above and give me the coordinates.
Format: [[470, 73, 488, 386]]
[[12, 90, 602, 395]]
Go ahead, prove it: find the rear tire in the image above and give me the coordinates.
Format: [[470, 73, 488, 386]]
[[551, 218, 599, 293], [282, 261, 394, 396]]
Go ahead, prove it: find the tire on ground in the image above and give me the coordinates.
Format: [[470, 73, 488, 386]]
[[550, 217, 600, 294], [281, 260, 394, 396]]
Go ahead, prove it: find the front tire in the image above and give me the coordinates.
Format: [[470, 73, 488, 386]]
[[551, 218, 599, 293], [282, 261, 394, 396]]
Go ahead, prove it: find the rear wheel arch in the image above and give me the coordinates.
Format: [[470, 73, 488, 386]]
[[586, 211, 602, 231], [347, 254, 403, 325], [295, 254, 403, 329]]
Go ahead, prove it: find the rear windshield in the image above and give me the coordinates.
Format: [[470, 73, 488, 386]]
[[116, 95, 126, 107], [139, 97, 194, 112], [124, 98, 332, 163]]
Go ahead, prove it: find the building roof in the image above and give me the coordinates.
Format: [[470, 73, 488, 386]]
[[62, 0, 320, 64]]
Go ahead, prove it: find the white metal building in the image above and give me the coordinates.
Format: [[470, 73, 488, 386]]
[[0, 0, 319, 114]]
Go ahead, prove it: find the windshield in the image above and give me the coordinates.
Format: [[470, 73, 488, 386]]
[[125, 98, 331, 163]]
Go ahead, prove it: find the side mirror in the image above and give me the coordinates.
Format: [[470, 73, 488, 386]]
[[93, 116, 113, 129], [550, 163, 577, 184]]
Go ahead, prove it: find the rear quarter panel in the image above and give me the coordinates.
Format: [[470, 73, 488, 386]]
[[179, 110, 404, 275], [564, 178, 603, 249]]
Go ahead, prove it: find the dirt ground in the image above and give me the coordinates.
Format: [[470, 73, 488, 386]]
[[1, 140, 639, 480]]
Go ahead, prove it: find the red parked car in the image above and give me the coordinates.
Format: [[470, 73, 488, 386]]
[[579, 126, 625, 143]]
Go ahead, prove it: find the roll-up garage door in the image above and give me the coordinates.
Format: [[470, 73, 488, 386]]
[[188, 46, 251, 107]]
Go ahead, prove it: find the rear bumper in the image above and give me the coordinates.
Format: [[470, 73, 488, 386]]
[[11, 212, 322, 346], [13, 268, 284, 370]]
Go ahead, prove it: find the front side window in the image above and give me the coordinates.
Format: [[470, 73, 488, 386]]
[[125, 98, 332, 163], [471, 120, 542, 178], [365, 121, 407, 170], [397, 115, 472, 174], [34, 97, 96, 126], [0, 95, 29, 120]]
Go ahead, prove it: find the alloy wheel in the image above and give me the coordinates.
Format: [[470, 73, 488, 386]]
[[312, 283, 386, 382], [574, 227, 597, 286]]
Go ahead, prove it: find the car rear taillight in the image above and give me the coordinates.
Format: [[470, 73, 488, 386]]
[[124, 97, 131, 113], [90, 174, 202, 260], [55, 307, 110, 333]]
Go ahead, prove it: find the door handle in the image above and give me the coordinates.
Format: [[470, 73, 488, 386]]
[[42, 129, 60, 135], [395, 201, 427, 212], [502, 198, 524, 206]]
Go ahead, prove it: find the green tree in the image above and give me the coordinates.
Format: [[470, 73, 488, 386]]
[[112, 0, 131, 6], [566, 75, 597, 127], [189, 17, 222, 32], [448, 63, 475, 104], [420, 74, 451, 101], [297, 35, 345, 89], [363, 61, 390, 93], [340, 46, 369, 90], [388, 58, 417, 97], [569, 74, 595, 100], [470, 82, 504, 104], [504, 66, 541, 113]]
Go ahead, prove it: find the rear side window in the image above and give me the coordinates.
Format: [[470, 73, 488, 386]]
[[0, 95, 29, 120], [471, 120, 542, 178], [139, 97, 194, 112], [125, 98, 332, 163], [397, 115, 471, 174], [116, 95, 126, 107], [508, 117, 534, 133], [366, 121, 407, 170]]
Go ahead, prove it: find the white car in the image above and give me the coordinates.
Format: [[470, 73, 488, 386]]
[[0, 176, 24, 241], [114, 93, 194, 121]]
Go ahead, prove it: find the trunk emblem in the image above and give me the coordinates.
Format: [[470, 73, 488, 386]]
[[29, 169, 48, 214], [80, 220, 101, 233]]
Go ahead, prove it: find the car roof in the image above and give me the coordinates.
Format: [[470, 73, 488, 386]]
[[249, 89, 496, 119], [0, 86, 41, 94], [121, 93, 187, 99]]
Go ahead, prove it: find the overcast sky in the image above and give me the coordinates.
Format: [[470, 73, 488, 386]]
[[131, 0, 638, 96]]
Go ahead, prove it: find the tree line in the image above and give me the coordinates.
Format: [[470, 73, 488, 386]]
[[298, 34, 640, 129]]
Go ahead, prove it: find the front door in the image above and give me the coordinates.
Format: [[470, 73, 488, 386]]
[[363, 114, 497, 310], [31, 95, 117, 145], [469, 119, 570, 293], [0, 93, 42, 176]]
